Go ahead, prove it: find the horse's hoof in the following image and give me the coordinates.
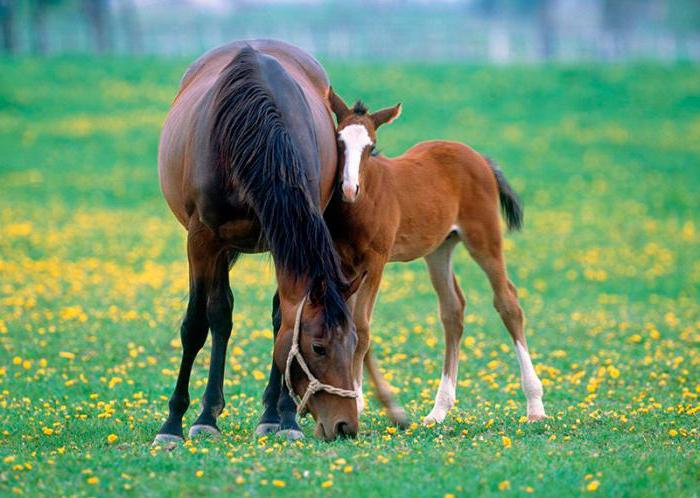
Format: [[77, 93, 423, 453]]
[[277, 429, 304, 441], [188, 424, 221, 438], [255, 423, 280, 437], [152, 433, 184, 447]]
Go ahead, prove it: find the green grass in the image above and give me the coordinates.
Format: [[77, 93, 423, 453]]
[[0, 57, 699, 497]]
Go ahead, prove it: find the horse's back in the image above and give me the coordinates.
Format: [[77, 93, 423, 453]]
[[158, 40, 336, 232]]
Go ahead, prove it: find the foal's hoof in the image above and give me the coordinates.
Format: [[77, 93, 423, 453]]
[[527, 413, 548, 423], [277, 429, 305, 441], [422, 412, 446, 426], [255, 423, 280, 437], [189, 424, 221, 438], [152, 433, 184, 447], [389, 406, 411, 430]]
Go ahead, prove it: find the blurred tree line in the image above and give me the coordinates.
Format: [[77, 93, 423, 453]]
[[0, 0, 698, 59], [0, 0, 141, 54]]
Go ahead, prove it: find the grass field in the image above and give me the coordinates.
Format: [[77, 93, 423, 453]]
[[0, 57, 699, 497]]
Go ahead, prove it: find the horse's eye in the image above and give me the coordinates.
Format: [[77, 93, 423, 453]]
[[312, 343, 327, 356]]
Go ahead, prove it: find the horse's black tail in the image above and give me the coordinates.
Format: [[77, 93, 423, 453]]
[[484, 156, 523, 232], [208, 47, 348, 327]]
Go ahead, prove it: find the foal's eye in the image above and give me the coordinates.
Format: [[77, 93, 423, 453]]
[[312, 344, 327, 356]]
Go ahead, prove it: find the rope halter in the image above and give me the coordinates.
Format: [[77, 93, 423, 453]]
[[284, 295, 358, 416]]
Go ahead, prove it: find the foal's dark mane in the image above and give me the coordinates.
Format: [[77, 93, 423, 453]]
[[352, 101, 368, 115], [208, 47, 349, 328]]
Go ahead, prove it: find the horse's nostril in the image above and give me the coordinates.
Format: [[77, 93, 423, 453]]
[[335, 421, 357, 439]]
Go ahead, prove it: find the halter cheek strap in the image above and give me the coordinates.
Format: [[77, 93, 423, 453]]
[[284, 295, 358, 416]]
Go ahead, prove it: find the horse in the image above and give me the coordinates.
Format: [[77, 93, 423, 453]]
[[323, 89, 547, 425], [155, 40, 363, 444]]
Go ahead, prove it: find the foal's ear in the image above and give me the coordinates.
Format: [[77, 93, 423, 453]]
[[328, 87, 351, 123], [342, 271, 367, 301], [371, 103, 402, 128]]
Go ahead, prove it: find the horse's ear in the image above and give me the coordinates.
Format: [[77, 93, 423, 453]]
[[342, 271, 367, 301], [371, 103, 402, 128], [328, 87, 351, 123]]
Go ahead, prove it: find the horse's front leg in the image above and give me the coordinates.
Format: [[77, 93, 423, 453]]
[[256, 292, 283, 436], [255, 290, 304, 440], [189, 250, 237, 437]]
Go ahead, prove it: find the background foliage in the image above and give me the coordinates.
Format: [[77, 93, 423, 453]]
[[0, 58, 699, 496]]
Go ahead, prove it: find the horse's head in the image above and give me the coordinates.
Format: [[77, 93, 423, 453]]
[[329, 88, 401, 203], [273, 274, 364, 440]]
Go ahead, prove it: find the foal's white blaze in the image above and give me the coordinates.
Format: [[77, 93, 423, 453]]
[[514, 341, 546, 419], [423, 373, 456, 424], [337, 124, 373, 202]]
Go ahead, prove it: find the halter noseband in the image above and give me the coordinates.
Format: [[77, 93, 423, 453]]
[[284, 295, 358, 416]]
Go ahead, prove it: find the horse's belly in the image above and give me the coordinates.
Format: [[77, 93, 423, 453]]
[[217, 218, 267, 253]]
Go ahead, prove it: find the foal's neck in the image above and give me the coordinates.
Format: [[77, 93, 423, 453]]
[[357, 155, 388, 206]]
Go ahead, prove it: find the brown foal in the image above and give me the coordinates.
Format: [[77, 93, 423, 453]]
[[325, 89, 547, 425]]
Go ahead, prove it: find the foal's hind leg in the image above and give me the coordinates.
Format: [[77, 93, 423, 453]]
[[154, 227, 211, 444], [423, 233, 466, 425], [460, 219, 546, 421], [189, 249, 238, 437]]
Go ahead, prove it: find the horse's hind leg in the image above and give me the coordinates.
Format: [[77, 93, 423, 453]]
[[154, 228, 211, 444], [189, 249, 237, 437], [423, 232, 465, 425], [459, 216, 546, 421]]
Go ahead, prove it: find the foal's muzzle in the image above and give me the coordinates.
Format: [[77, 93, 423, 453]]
[[341, 182, 359, 203]]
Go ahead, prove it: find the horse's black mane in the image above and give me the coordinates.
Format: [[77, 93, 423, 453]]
[[209, 46, 349, 329]]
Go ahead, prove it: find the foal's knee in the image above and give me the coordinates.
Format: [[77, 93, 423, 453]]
[[493, 286, 523, 323], [439, 305, 464, 333]]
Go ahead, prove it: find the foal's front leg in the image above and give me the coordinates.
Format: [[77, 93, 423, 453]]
[[353, 266, 408, 427]]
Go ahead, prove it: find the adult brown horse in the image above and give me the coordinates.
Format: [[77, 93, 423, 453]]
[[324, 90, 547, 425], [155, 40, 361, 444]]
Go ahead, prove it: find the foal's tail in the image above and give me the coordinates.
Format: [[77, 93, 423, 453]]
[[483, 156, 523, 232]]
